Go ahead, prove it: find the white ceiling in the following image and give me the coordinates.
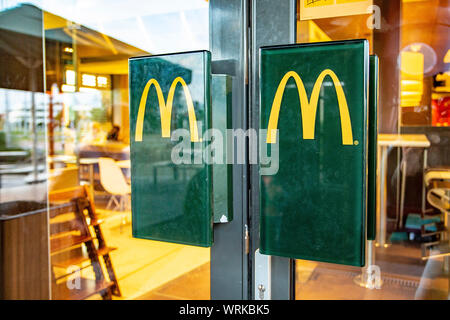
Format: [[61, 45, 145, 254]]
[[3, 0, 209, 54]]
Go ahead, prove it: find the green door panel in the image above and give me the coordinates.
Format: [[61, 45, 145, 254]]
[[259, 40, 369, 267], [129, 50, 213, 247]]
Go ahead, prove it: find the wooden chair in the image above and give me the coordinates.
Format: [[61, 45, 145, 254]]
[[48, 185, 121, 300]]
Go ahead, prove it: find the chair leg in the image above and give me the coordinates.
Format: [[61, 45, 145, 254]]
[[121, 197, 127, 225], [112, 196, 120, 211], [106, 196, 114, 210], [125, 194, 131, 211], [106, 195, 121, 211]]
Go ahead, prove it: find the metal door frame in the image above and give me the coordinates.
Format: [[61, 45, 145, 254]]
[[209, 0, 297, 300]]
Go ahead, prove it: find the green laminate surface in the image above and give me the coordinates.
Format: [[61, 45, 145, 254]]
[[129, 50, 213, 247], [259, 40, 369, 266], [367, 55, 379, 241]]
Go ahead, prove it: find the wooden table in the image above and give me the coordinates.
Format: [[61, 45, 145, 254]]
[[78, 158, 99, 196], [116, 160, 130, 169], [47, 155, 77, 164], [49, 156, 98, 196], [377, 134, 431, 247]]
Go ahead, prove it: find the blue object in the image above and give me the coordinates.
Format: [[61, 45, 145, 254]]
[[405, 213, 440, 231], [390, 232, 408, 242]]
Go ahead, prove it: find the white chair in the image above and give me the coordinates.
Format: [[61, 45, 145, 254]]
[[421, 169, 450, 260], [425, 169, 450, 215], [98, 157, 131, 211]]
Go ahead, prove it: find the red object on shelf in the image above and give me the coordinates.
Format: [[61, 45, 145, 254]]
[[432, 97, 450, 126]]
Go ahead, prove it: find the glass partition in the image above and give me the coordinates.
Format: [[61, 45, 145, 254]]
[[295, 0, 450, 300], [1, 0, 449, 301], [1, 1, 210, 300], [0, 4, 49, 300]]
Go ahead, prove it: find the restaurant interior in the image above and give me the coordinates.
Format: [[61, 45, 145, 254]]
[[0, 0, 449, 300], [0, 3, 210, 300]]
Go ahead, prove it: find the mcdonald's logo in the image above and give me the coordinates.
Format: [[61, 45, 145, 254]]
[[134, 76, 199, 142], [266, 69, 354, 145]]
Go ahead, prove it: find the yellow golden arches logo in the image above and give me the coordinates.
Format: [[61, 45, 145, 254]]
[[134, 76, 199, 142], [266, 69, 354, 145]]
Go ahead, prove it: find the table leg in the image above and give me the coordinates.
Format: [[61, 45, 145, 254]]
[[378, 146, 389, 247], [399, 156, 407, 229], [353, 240, 382, 289], [376, 145, 381, 246], [444, 211, 449, 273], [395, 148, 401, 230], [89, 164, 94, 198], [422, 149, 428, 214]]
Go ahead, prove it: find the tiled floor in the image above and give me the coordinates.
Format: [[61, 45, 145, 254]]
[[83, 198, 449, 300], [96, 208, 210, 300], [131, 242, 449, 300], [295, 242, 449, 300], [137, 263, 210, 300]]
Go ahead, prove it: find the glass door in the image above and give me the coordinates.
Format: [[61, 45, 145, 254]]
[[1, 0, 212, 300], [293, 0, 450, 300]]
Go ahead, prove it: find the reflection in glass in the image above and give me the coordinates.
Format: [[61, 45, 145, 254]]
[[1, 2, 211, 300], [129, 51, 213, 247], [295, 0, 450, 300], [0, 4, 49, 300]]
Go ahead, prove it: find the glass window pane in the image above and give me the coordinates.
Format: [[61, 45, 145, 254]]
[[0, 3, 50, 299], [295, 0, 450, 300], [1, 0, 210, 300]]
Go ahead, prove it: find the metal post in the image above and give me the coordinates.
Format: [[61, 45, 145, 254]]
[[210, 0, 297, 300], [422, 149, 428, 214], [376, 144, 382, 245], [30, 67, 39, 184], [395, 148, 400, 229], [249, 0, 296, 300], [210, 0, 249, 300], [399, 155, 407, 229], [378, 145, 389, 247], [354, 240, 382, 289]]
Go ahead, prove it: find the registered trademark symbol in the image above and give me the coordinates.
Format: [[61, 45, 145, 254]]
[[354, 140, 359, 145]]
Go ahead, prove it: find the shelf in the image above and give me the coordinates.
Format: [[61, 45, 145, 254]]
[[50, 220, 77, 236], [53, 264, 92, 281], [48, 203, 77, 219], [50, 218, 102, 236], [52, 246, 117, 269], [52, 278, 114, 300], [50, 234, 92, 254]]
